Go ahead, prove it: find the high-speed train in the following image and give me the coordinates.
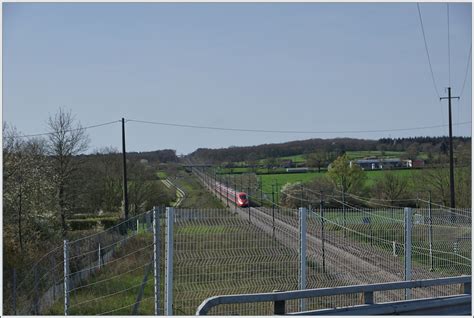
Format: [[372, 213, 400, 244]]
[[214, 181, 249, 207]]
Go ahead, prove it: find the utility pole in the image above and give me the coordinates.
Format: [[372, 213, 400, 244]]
[[122, 118, 129, 220], [440, 87, 459, 213]]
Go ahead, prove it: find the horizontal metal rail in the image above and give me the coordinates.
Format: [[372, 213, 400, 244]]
[[291, 294, 471, 316], [196, 276, 471, 315]]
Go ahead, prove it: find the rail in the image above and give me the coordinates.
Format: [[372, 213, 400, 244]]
[[196, 276, 471, 315]]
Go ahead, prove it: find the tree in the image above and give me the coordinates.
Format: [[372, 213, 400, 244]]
[[371, 172, 411, 206], [305, 151, 326, 172], [127, 159, 175, 215], [327, 154, 366, 195], [3, 125, 56, 263], [405, 143, 419, 160], [46, 108, 89, 237]]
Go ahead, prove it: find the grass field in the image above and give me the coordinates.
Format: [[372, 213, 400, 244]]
[[345, 150, 404, 159], [257, 169, 420, 194], [174, 172, 225, 208], [260, 172, 326, 194]]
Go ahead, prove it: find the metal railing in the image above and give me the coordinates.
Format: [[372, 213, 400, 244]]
[[196, 276, 471, 315]]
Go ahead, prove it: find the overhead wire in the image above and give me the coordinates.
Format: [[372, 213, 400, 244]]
[[416, 3, 442, 100], [10, 117, 472, 140], [126, 118, 470, 135], [459, 44, 472, 99], [16, 120, 121, 138]]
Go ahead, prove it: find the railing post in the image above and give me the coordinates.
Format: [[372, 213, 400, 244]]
[[153, 207, 161, 315], [363, 291, 374, 304], [404, 207, 412, 300], [273, 290, 286, 315], [64, 239, 70, 316], [165, 207, 174, 315], [463, 281, 471, 295], [299, 207, 307, 312], [12, 268, 17, 315]]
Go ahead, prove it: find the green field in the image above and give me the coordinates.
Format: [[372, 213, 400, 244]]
[[260, 172, 325, 194], [257, 168, 420, 194], [345, 150, 404, 159]]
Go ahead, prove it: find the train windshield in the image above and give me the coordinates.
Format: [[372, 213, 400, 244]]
[[239, 194, 247, 200]]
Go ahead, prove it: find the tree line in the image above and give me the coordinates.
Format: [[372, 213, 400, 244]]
[[188, 136, 471, 166]]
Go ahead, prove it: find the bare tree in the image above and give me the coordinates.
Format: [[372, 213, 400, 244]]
[[372, 171, 411, 206], [47, 108, 89, 237]]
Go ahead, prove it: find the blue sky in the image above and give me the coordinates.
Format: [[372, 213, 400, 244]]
[[3, 2, 472, 155]]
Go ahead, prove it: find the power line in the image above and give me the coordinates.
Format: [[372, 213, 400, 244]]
[[126, 118, 471, 135], [459, 44, 472, 98], [416, 3, 442, 99], [15, 120, 121, 138]]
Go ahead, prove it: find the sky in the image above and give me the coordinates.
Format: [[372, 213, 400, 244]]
[[3, 2, 472, 155]]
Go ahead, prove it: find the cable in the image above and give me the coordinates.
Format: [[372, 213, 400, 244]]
[[69, 261, 152, 293], [459, 44, 472, 98], [417, 3, 441, 99], [126, 118, 471, 135], [417, 198, 472, 217], [16, 120, 121, 138]]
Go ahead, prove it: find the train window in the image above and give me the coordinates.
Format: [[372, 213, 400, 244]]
[[239, 194, 247, 200]]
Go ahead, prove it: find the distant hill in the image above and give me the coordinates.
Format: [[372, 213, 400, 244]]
[[187, 136, 471, 164], [127, 149, 178, 163]]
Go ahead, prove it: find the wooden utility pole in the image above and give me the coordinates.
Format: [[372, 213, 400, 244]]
[[122, 118, 129, 220], [440, 87, 459, 211]]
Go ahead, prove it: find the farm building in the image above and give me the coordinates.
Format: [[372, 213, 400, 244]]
[[286, 167, 309, 173], [350, 158, 406, 170]]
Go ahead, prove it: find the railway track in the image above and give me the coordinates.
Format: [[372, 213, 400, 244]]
[[192, 169, 460, 302], [161, 178, 186, 207]]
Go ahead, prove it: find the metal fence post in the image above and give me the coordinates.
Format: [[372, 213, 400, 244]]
[[248, 186, 251, 222], [98, 243, 101, 270], [153, 207, 161, 315], [12, 268, 17, 315], [320, 192, 326, 273], [34, 264, 39, 315], [272, 186, 275, 238], [299, 207, 307, 312], [64, 239, 70, 316], [404, 207, 412, 300], [165, 207, 174, 315], [342, 190, 347, 238], [428, 191, 434, 271]]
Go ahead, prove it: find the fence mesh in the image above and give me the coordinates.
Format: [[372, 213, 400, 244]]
[[4, 201, 471, 315], [5, 209, 163, 315]]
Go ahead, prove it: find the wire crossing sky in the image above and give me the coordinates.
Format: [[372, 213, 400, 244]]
[[3, 3, 472, 154]]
